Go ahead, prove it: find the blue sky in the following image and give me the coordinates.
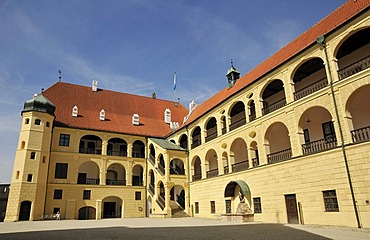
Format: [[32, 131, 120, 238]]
[[0, 0, 347, 183]]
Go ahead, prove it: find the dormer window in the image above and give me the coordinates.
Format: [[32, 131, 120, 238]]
[[132, 114, 139, 125], [100, 109, 105, 121], [72, 105, 78, 117], [164, 108, 171, 123]]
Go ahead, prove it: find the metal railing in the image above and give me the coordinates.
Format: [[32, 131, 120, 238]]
[[232, 160, 249, 172], [252, 157, 259, 167], [249, 113, 256, 122], [148, 154, 155, 166], [107, 150, 127, 157], [148, 184, 154, 196], [157, 164, 165, 176], [351, 126, 370, 143], [206, 169, 219, 178], [338, 55, 370, 80], [262, 98, 286, 115], [294, 77, 328, 100], [132, 152, 145, 158], [192, 174, 202, 181], [229, 117, 246, 131], [157, 195, 165, 210], [79, 148, 102, 155], [77, 178, 100, 185], [170, 166, 185, 175], [191, 138, 201, 149], [267, 148, 292, 164], [205, 131, 217, 142], [224, 166, 229, 174], [106, 179, 126, 186], [132, 179, 143, 186], [302, 137, 337, 155]]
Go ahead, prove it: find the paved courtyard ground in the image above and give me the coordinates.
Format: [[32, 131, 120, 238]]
[[0, 218, 369, 240]]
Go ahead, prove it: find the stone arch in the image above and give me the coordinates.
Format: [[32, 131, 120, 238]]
[[102, 196, 122, 218], [205, 149, 218, 178], [205, 117, 218, 142], [107, 137, 127, 157], [170, 158, 185, 175], [132, 140, 145, 158], [78, 206, 96, 220], [224, 180, 252, 214], [191, 126, 202, 148], [230, 138, 249, 172], [179, 134, 188, 149], [106, 163, 126, 185], [77, 161, 100, 185], [265, 122, 291, 163], [228, 101, 246, 131], [191, 155, 202, 181], [79, 135, 102, 155], [132, 164, 144, 186]]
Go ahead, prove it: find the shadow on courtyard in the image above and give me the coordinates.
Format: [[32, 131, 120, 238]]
[[0, 223, 330, 240]]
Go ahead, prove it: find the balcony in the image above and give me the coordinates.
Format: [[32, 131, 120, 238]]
[[249, 113, 256, 122], [79, 148, 102, 155], [77, 178, 100, 185], [294, 77, 328, 100], [302, 136, 337, 155], [192, 174, 202, 181], [148, 154, 155, 166], [232, 160, 249, 172], [106, 179, 126, 186], [191, 139, 201, 149], [170, 166, 185, 175], [205, 131, 217, 143], [157, 195, 165, 210], [262, 98, 286, 115], [148, 184, 154, 196], [206, 169, 219, 178], [132, 179, 143, 186], [157, 164, 165, 176], [229, 117, 246, 131], [338, 55, 370, 80], [351, 126, 370, 143], [267, 148, 292, 164], [107, 150, 127, 157], [132, 152, 145, 158]]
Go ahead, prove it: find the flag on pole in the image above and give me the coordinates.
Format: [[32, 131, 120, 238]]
[[173, 72, 177, 91]]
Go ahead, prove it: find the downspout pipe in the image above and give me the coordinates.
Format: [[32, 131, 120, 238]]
[[186, 126, 191, 217], [316, 35, 361, 229]]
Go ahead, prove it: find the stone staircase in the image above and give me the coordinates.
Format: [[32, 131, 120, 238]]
[[170, 200, 188, 218]]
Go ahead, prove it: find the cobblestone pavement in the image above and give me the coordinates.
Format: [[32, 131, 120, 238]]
[[0, 218, 369, 240]]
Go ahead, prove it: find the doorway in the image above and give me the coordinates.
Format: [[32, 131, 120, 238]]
[[103, 202, 116, 218], [19, 201, 32, 221], [285, 194, 299, 224]]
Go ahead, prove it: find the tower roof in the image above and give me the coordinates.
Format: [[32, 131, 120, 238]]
[[226, 64, 240, 76], [23, 93, 56, 116]]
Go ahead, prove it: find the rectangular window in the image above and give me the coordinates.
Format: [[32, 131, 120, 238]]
[[27, 174, 33, 182], [59, 134, 70, 146], [54, 189, 63, 199], [30, 152, 36, 160], [210, 201, 215, 214], [55, 163, 68, 179], [83, 190, 91, 200], [225, 200, 231, 214], [35, 119, 41, 125], [135, 191, 142, 200], [323, 190, 339, 212], [253, 197, 262, 213], [322, 121, 336, 142], [195, 202, 199, 214]]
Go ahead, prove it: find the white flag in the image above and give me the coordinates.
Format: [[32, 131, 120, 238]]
[[173, 72, 177, 91]]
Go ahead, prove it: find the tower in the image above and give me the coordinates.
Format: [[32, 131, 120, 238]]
[[226, 60, 240, 88], [5, 92, 55, 221]]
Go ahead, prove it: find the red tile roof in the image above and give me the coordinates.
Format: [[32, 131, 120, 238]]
[[43, 82, 189, 138], [185, 0, 370, 125]]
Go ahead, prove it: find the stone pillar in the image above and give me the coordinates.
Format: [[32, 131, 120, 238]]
[[96, 200, 102, 220], [102, 140, 108, 156], [66, 199, 76, 220]]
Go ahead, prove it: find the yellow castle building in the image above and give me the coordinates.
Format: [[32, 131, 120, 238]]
[[5, 0, 370, 228]]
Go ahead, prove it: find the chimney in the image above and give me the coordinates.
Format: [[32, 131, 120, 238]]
[[100, 109, 105, 121], [72, 105, 78, 117], [132, 113, 139, 125], [92, 80, 98, 92], [164, 108, 171, 123]]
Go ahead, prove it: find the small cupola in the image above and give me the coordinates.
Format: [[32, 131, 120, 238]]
[[226, 60, 240, 88], [164, 108, 171, 123], [72, 105, 78, 117], [132, 113, 139, 125], [92, 80, 98, 92], [100, 109, 105, 121]]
